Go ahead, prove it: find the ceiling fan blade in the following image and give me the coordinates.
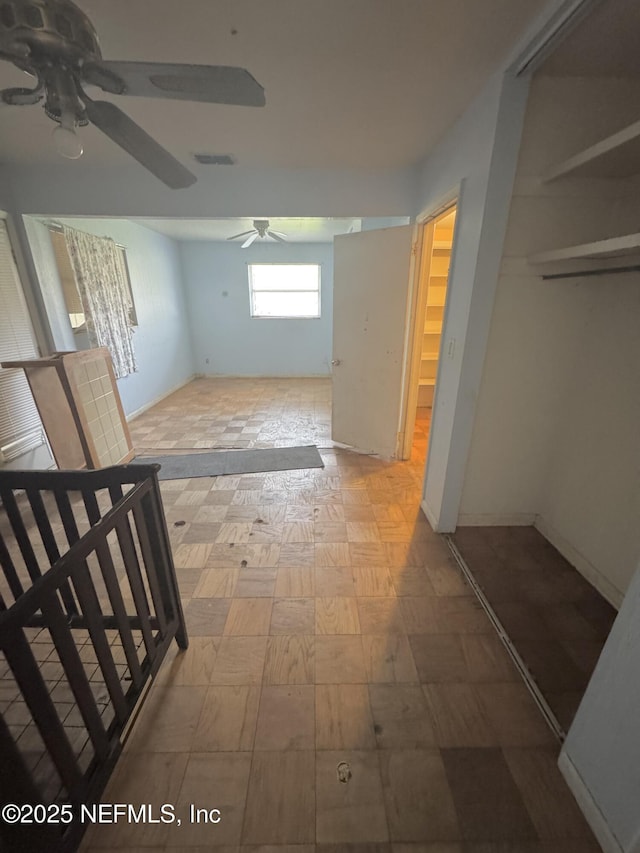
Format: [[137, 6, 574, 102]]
[[227, 230, 255, 241], [270, 230, 288, 239], [242, 233, 259, 248], [83, 61, 265, 107], [268, 232, 287, 243], [82, 98, 196, 189]]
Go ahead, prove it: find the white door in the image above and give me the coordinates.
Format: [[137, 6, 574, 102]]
[[332, 225, 413, 458]]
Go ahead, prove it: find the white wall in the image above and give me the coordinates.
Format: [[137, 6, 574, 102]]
[[23, 217, 76, 353], [4, 165, 414, 220], [560, 557, 640, 853], [458, 76, 640, 602], [416, 70, 532, 531], [24, 217, 195, 418], [180, 241, 333, 377]]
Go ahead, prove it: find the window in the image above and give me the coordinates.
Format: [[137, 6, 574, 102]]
[[248, 263, 321, 318], [50, 229, 138, 330]]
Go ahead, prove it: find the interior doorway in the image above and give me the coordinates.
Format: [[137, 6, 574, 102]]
[[402, 203, 457, 463]]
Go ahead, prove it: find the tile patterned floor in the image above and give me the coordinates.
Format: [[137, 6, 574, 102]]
[[82, 378, 600, 852], [452, 526, 617, 732]]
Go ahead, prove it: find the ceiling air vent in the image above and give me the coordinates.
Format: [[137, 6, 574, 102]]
[[193, 153, 236, 165]]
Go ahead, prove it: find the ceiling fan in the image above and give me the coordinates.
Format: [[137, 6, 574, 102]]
[[227, 219, 287, 248], [0, 0, 265, 188]]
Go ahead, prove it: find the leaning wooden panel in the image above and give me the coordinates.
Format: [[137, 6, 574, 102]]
[[2, 348, 134, 469]]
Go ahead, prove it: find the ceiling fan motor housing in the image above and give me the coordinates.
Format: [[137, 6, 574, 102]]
[[0, 0, 101, 68]]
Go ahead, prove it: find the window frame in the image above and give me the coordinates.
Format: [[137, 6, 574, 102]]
[[247, 262, 322, 320]]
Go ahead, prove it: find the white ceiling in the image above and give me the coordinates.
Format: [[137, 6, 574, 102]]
[[136, 217, 362, 242], [0, 0, 551, 173], [540, 0, 640, 77]]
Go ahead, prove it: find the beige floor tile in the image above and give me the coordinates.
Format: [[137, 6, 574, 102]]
[[154, 636, 219, 686], [282, 522, 315, 543], [349, 543, 388, 567], [235, 567, 278, 597], [194, 567, 239, 598], [224, 598, 274, 635], [316, 750, 389, 842], [194, 685, 260, 751], [316, 566, 357, 597], [167, 752, 252, 846], [173, 543, 213, 569], [314, 505, 346, 523], [440, 748, 536, 843], [279, 543, 315, 567], [399, 598, 440, 634], [93, 752, 188, 847], [275, 567, 316, 597], [342, 505, 377, 522], [194, 504, 229, 523], [475, 683, 557, 747], [422, 684, 498, 748], [357, 599, 405, 634], [286, 504, 316, 521], [369, 684, 436, 749], [389, 565, 436, 597], [210, 637, 268, 685], [270, 598, 316, 634], [376, 522, 415, 543], [185, 597, 232, 635], [216, 522, 254, 544], [380, 750, 459, 842], [242, 751, 315, 843], [353, 567, 395, 597], [361, 635, 419, 684], [316, 684, 377, 749], [461, 634, 519, 683], [409, 634, 470, 683], [316, 597, 361, 634], [175, 491, 210, 507], [127, 686, 207, 752], [315, 522, 349, 542], [263, 635, 315, 684], [254, 685, 315, 750], [503, 748, 594, 840], [346, 522, 381, 542], [316, 636, 367, 684], [315, 543, 352, 567], [242, 544, 281, 567]]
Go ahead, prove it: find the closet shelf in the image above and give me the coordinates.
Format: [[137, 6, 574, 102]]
[[528, 232, 640, 265], [543, 118, 640, 182]]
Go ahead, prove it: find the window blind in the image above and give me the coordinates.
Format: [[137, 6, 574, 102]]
[[0, 220, 45, 462]]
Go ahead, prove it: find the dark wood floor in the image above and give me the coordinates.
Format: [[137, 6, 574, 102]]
[[451, 525, 617, 732]]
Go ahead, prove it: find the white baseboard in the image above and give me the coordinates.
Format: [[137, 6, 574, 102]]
[[457, 512, 537, 527], [534, 516, 623, 609], [125, 375, 195, 422], [194, 372, 331, 379], [558, 751, 622, 853], [420, 498, 457, 532]]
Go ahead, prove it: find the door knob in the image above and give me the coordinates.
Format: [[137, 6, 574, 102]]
[[331, 359, 342, 366]]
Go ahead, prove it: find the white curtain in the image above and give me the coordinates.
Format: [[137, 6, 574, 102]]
[[63, 226, 136, 378]]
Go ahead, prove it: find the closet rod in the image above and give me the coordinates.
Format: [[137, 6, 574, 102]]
[[542, 264, 640, 281], [46, 222, 126, 251]]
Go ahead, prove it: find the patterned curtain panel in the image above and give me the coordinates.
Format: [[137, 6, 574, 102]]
[[63, 226, 136, 379]]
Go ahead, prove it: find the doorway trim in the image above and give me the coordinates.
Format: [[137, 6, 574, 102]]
[[397, 188, 460, 462]]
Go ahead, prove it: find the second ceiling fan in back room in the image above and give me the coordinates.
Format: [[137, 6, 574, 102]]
[[0, 0, 266, 188], [227, 219, 288, 248]]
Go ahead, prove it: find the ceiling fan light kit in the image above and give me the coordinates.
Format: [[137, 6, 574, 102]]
[[0, 0, 266, 187], [227, 220, 288, 248]]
